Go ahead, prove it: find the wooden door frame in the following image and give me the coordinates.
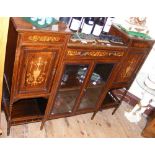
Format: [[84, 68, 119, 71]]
[[74, 59, 119, 113], [0, 17, 10, 135], [44, 60, 93, 118]]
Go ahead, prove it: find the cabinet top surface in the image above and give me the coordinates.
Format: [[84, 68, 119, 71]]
[[112, 24, 155, 42], [11, 17, 71, 34]]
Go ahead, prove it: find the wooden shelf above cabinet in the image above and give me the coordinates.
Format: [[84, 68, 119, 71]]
[[11, 17, 72, 34]]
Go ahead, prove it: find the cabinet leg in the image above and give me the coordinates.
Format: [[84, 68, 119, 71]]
[[91, 111, 97, 120], [7, 122, 11, 136], [0, 128, 2, 136], [40, 123, 44, 130], [112, 105, 120, 115], [112, 88, 128, 115], [40, 120, 46, 130]]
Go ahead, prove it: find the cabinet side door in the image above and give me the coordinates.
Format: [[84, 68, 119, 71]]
[[16, 46, 60, 97]]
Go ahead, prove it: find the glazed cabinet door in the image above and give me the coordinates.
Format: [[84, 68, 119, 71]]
[[51, 62, 91, 115], [114, 51, 146, 84], [16, 46, 60, 97], [77, 62, 115, 111]]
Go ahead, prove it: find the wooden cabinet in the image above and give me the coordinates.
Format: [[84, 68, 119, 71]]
[[48, 45, 126, 119], [2, 18, 155, 135], [3, 18, 71, 135], [43, 45, 124, 123]]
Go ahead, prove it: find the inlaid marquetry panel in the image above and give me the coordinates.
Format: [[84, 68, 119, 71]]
[[26, 56, 48, 86], [21, 33, 66, 44], [17, 46, 59, 95], [66, 49, 124, 57], [114, 52, 146, 83]]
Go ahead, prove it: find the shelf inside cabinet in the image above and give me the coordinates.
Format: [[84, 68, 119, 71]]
[[59, 63, 108, 92], [59, 79, 105, 92], [10, 98, 47, 123]]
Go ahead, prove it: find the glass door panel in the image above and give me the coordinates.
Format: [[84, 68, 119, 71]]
[[51, 64, 89, 114], [78, 63, 114, 110]]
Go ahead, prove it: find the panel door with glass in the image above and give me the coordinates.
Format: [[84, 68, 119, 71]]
[[51, 62, 92, 115], [77, 62, 115, 111], [50, 61, 116, 116]]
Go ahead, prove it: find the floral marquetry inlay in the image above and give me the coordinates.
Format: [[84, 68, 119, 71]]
[[120, 58, 137, 79], [26, 57, 48, 86], [28, 35, 61, 42], [67, 50, 124, 57]]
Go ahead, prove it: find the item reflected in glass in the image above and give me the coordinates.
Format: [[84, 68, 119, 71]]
[[52, 64, 89, 114], [78, 63, 114, 110]]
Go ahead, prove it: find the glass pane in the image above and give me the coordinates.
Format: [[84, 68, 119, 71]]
[[78, 63, 114, 110], [52, 64, 89, 114]]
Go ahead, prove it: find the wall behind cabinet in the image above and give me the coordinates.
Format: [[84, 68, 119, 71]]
[[0, 17, 10, 134]]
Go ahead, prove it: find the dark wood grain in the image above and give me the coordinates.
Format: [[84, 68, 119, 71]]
[[2, 17, 155, 135]]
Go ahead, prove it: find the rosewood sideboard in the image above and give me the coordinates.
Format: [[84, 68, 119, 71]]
[[2, 17, 155, 135]]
